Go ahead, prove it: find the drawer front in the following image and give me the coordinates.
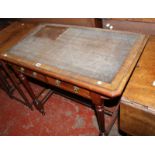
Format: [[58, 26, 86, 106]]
[[12, 64, 91, 99], [14, 65, 47, 83], [102, 19, 155, 35], [47, 76, 91, 99]]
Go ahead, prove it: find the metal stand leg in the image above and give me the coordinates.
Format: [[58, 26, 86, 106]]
[[13, 68, 45, 115], [90, 92, 105, 136], [1, 61, 33, 110]]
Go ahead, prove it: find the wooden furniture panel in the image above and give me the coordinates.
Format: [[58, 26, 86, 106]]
[[120, 36, 155, 135], [20, 18, 102, 28], [120, 103, 155, 136], [0, 19, 15, 30], [111, 18, 155, 23], [102, 18, 155, 35], [13, 64, 91, 99], [13, 65, 47, 83], [0, 22, 37, 52], [47, 76, 91, 99]]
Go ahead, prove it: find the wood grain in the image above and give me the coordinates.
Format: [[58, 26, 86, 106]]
[[102, 19, 155, 35], [111, 18, 155, 23], [122, 36, 155, 108], [0, 22, 37, 52], [19, 18, 102, 28], [120, 103, 155, 136], [120, 36, 155, 135]]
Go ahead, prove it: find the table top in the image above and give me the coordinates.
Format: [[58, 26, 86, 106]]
[[121, 36, 155, 109], [0, 22, 148, 97]]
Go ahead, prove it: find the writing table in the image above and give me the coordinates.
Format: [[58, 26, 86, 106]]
[[0, 22, 148, 135]]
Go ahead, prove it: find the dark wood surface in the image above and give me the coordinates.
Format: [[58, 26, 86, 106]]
[[19, 18, 102, 28], [102, 19, 155, 35], [120, 103, 155, 135], [120, 36, 155, 135], [111, 18, 155, 23]]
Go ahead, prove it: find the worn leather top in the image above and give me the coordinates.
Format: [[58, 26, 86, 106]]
[[7, 24, 142, 83]]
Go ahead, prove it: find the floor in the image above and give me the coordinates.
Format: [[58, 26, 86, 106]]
[[0, 78, 121, 136]]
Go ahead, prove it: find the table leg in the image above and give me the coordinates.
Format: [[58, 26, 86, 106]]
[[1, 61, 33, 110], [90, 92, 105, 135], [13, 68, 45, 115], [0, 69, 12, 97]]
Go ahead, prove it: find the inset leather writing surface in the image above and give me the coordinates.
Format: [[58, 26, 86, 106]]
[[7, 24, 142, 83], [35, 26, 68, 40]]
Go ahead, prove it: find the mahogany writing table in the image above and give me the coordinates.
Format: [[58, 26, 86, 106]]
[[0, 22, 148, 135]]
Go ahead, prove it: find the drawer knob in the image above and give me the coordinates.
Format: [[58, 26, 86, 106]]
[[20, 67, 25, 72], [32, 72, 37, 77], [55, 80, 61, 87], [73, 86, 79, 94]]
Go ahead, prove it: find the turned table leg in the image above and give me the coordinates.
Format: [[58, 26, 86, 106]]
[[13, 68, 45, 115], [90, 92, 105, 135], [1, 61, 33, 110], [0, 68, 12, 97]]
